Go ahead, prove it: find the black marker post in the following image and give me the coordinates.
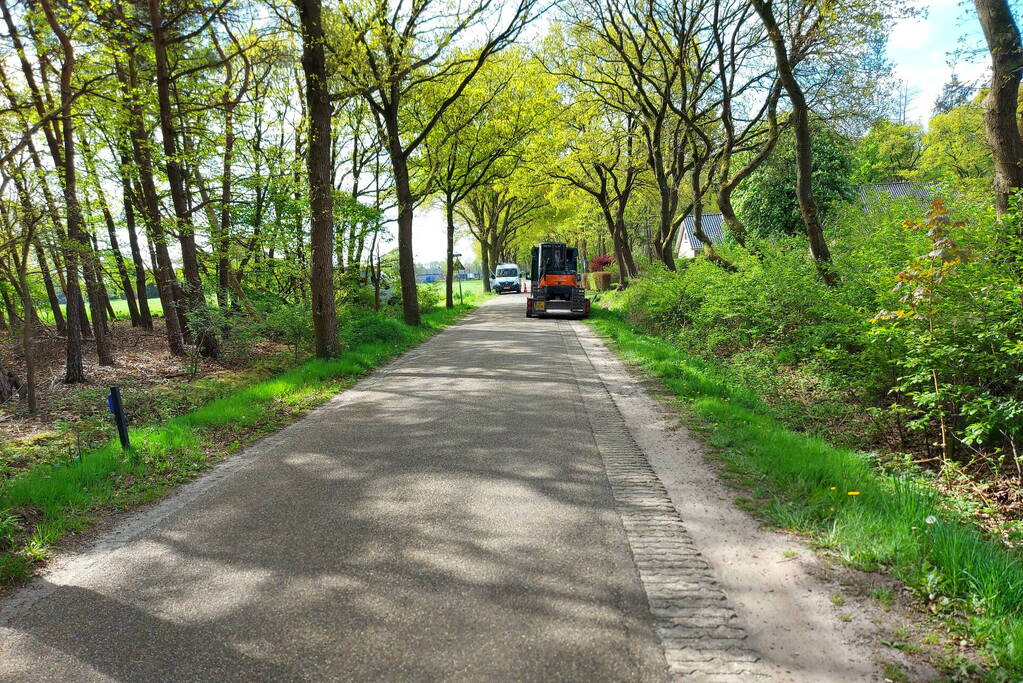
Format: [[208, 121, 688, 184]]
[[108, 387, 131, 451]]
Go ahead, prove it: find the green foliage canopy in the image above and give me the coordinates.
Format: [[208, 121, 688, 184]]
[[851, 120, 922, 184], [734, 122, 856, 238]]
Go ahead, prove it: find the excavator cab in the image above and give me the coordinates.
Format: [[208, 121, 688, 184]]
[[526, 242, 590, 319]]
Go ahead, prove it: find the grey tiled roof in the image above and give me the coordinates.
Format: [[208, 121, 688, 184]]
[[678, 213, 725, 253], [857, 181, 933, 203]]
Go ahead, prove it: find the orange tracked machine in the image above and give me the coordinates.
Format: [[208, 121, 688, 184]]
[[525, 242, 590, 319]]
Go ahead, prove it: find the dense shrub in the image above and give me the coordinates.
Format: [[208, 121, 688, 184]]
[[871, 199, 1023, 464], [183, 303, 263, 368], [338, 310, 408, 348], [612, 192, 1023, 467], [416, 283, 440, 312], [262, 303, 313, 359], [589, 255, 613, 272], [387, 281, 441, 312]]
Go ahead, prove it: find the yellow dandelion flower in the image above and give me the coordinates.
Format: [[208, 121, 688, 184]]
[[830, 487, 837, 491], [848, 491, 860, 496]]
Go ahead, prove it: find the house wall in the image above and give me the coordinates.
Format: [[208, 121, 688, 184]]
[[677, 239, 697, 260]]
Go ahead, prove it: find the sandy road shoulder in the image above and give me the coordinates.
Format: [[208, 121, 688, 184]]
[[571, 320, 939, 683]]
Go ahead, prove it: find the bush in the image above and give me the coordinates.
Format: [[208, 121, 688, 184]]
[[588, 306, 1023, 674], [183, 303, 262, 368], [616, 261, 697, 330], [339, 310, 408, 348], [609, 190, 1023, 467], [870, 199, 1023, 463], [589, 255, 613, 272], [416, 283, 440, 312], [336, 272, 377, 308], [262, 303, 313, 359], [386, 281, 441, 312]]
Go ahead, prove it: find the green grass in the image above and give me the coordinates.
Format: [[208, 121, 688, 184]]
[[428, 278, 488, 300], [0, 302, 478, 584], [36, 297, 165, 324], [45, 282, 491, 325], [586, 304, 1023, 677]]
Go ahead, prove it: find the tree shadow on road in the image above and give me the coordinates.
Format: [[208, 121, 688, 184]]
[[3, 300, 667, 680]]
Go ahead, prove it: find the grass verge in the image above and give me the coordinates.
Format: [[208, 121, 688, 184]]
[[586, 304, 1023, 678], [0, 302, 479, 585], [428, 278, 487, 300]]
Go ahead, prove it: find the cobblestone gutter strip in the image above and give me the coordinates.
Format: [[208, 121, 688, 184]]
[[561, 320, 766, 681]]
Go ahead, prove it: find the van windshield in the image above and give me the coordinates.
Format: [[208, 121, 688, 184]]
[[496, 268, 518, 277]]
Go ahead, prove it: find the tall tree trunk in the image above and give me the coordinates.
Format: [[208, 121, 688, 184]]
[[296, 0, 339, 356], [0, 281, 19, 327], [47, 240, 66, 293], [974, 0, 1023, 214], [9, 165, 64, 330], [21, 142, 70, 333], [654, 176, 678, 271], [81, 232, 113, 364], [598, 200, 628, 287], [84, 137, 141, 327], [488, 242, 500, 284], [38, 0, 94, 379], [0, 359, 18, 403], [717, 85, 781, 248], [481, 240, 491, 293], [171, 279, 191, 343], [752, 0, 836, 285], [119, 165, 153, 330], [445, 196, 456, 309], [658, 214, 677, 271], [89, 215, 114, 336], [718, 181, 747, 247], [218, 94, 236, 308], [120, 55, 185, 355], [34, 241, 65, 332], [17, 259, 37, 413], [611, 186, 638, 280], [617, 221, 638, 278], [610, 228, 627, 287], [690, 158, 734, 270], [292, 97, 308, 303], [147, 0, 217, 358], [386, 118, 421, 326], [93, 237, 116, 332]]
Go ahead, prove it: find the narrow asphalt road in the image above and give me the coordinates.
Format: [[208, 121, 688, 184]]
[[0, 294, 675, 681]]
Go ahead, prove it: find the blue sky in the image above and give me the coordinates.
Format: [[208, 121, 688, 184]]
[[888, 0, 991, 125]]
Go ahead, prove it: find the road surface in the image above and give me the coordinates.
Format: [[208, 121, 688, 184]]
[[0, 294, 762, 681]]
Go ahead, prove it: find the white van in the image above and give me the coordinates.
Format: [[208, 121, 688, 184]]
[[491, 263, 522, 294]]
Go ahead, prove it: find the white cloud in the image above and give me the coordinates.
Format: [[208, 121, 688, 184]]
[[890, 16, 929, 51], [412, 206, 477, 265]]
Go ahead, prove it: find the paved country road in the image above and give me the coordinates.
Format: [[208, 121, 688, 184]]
[[0, 294, 917, 681]]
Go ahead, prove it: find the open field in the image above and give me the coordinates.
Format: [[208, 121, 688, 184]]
[[427, 278, 488, 299], [40, 285, 494, 325], [36, 297, 165, 325]]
